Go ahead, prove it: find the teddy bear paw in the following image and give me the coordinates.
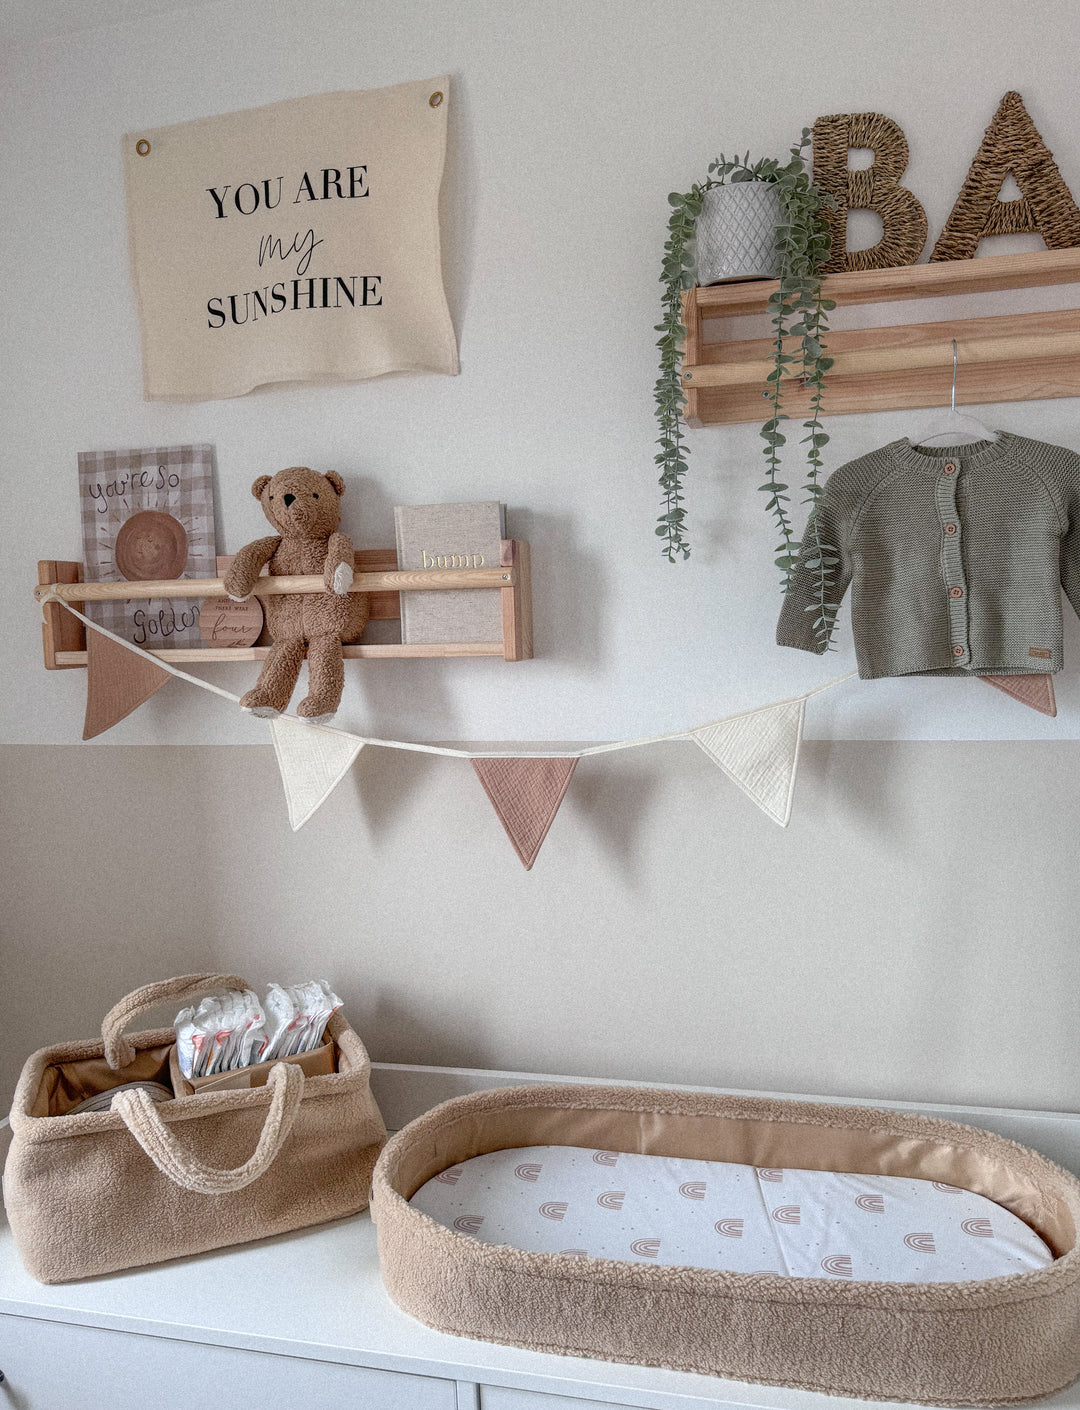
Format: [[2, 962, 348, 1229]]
[[297, 697, 337, 724], [240, 688, 283, 717], [332, 561, 353, 595]]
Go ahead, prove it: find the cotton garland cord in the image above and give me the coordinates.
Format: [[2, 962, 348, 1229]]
[[42, 594, 248, 708], [42, 594, 857, 758]]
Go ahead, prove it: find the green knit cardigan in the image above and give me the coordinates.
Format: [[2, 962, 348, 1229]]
[[777, 433, 1080, 679]]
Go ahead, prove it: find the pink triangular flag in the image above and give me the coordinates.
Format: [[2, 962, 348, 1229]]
[[83, 625, 171, 739], [980, 674, 1057, 717], [471, 757, 578, 870]]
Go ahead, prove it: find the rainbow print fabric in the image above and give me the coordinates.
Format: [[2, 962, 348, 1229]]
[[410, 1146, 1052, 1282]]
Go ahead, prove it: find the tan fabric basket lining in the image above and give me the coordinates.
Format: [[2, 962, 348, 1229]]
[[393, 1102, 1075, 1258]]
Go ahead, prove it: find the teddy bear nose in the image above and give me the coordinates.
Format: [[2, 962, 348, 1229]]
[[283, 493, 296, 507]]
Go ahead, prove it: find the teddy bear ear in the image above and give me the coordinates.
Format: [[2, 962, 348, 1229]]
[[324, 471, 346, 497], [251, 476, 272, 499]]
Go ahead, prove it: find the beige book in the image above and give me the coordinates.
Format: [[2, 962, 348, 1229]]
[[394, 500, 506, 644]]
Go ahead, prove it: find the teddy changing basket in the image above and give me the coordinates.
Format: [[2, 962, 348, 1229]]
[[371, 1082, 1080, 1407]]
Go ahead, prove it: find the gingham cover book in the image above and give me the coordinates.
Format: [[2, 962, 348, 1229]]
[[77, 444, 217, 648]]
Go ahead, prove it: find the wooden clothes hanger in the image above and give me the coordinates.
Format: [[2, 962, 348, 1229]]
[[910, 340, 1000, 447]]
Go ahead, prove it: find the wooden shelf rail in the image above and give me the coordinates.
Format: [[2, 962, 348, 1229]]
[[36, 540, 533, 668], [680, 247, 1080, 425]]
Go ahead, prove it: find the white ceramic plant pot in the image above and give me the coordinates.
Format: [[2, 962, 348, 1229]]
[[696, 182, 782, 284]]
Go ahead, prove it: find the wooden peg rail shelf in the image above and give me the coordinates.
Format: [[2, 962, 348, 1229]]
[[35, 540, 532, 669], [680, 247, 1080, 426]]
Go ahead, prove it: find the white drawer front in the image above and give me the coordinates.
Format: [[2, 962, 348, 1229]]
[[481, 1388, 633, 1410], [0, 1313, 455, 1410]]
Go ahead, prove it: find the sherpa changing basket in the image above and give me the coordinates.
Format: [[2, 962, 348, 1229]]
[[4, 973, 386, 1283], [371, 1083, 1080, 1407]]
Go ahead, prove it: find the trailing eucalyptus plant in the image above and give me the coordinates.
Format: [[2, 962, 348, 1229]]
[[654, 133, 839, 645]]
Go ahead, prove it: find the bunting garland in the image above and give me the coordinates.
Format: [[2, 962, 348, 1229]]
[[268, 716, 365, 830], [980, 673, 1057, 718], [83, 623, 171, 740], [45, 595, 1064, 866], [691, 697, 806, 828], [471, 757, 579, 870]]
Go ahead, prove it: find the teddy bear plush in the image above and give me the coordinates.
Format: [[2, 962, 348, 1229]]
[[224, 467, 370, 721]]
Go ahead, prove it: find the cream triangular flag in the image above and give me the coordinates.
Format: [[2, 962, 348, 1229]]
[[471, 757, 579, 870], [83, 623, 171, 739], [268, 716, 364, 831], [692, 697, 806, 827]]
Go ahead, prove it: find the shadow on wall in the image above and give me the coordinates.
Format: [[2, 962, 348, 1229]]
[[439, 69, 477, 336], [344, 734, 433, 840], [565, 749, 661, 890], [509, 506, 605, 668], [807, 737, 910, 846], [333, 470, 395, 552], [369, 988, 495, 1070]]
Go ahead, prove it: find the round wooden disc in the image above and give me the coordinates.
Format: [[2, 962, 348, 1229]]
[[115, 510, 189, 581], [199, 595, 265, 648]]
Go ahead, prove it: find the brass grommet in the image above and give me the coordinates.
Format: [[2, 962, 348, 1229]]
[[429, 91, 444, 108], [135, 139, 151, 156]]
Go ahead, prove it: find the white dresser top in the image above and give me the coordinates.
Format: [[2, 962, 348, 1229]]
[[2, 1063, 1079, 1410]]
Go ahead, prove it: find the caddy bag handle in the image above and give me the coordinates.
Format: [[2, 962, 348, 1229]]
[[112, 1060, 305, 1194], [102, 972, 250, 1071]]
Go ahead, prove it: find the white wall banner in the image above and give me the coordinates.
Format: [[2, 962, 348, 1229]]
[[123, 77, 459, 401]]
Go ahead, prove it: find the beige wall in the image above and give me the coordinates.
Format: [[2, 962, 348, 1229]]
[[4, 0, 1080, 1119], [3, 741, 1077, 1113]]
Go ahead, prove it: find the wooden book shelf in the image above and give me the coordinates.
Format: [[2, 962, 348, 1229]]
[[680, 247, 1080, 425], [35, 540, 532, 669]]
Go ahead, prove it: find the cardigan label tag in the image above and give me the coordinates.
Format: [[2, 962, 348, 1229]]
[[1029, 647, 1052, 659]]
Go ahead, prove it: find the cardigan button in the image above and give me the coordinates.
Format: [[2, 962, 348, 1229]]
[[950, 587, 964, 598], [953, 645, 964, 657], [944, 523, 957, 535], [943, 463, 956, 475]]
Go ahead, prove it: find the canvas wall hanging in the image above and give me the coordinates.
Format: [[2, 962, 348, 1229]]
[[123, 76, 459, 401]]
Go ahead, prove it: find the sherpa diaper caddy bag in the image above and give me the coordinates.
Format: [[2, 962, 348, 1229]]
[[3, 973, 385, 1282]]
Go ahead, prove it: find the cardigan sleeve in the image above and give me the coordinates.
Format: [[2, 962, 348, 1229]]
[[775, 474, 855, 655], [1057, 462, 1080, 624]]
